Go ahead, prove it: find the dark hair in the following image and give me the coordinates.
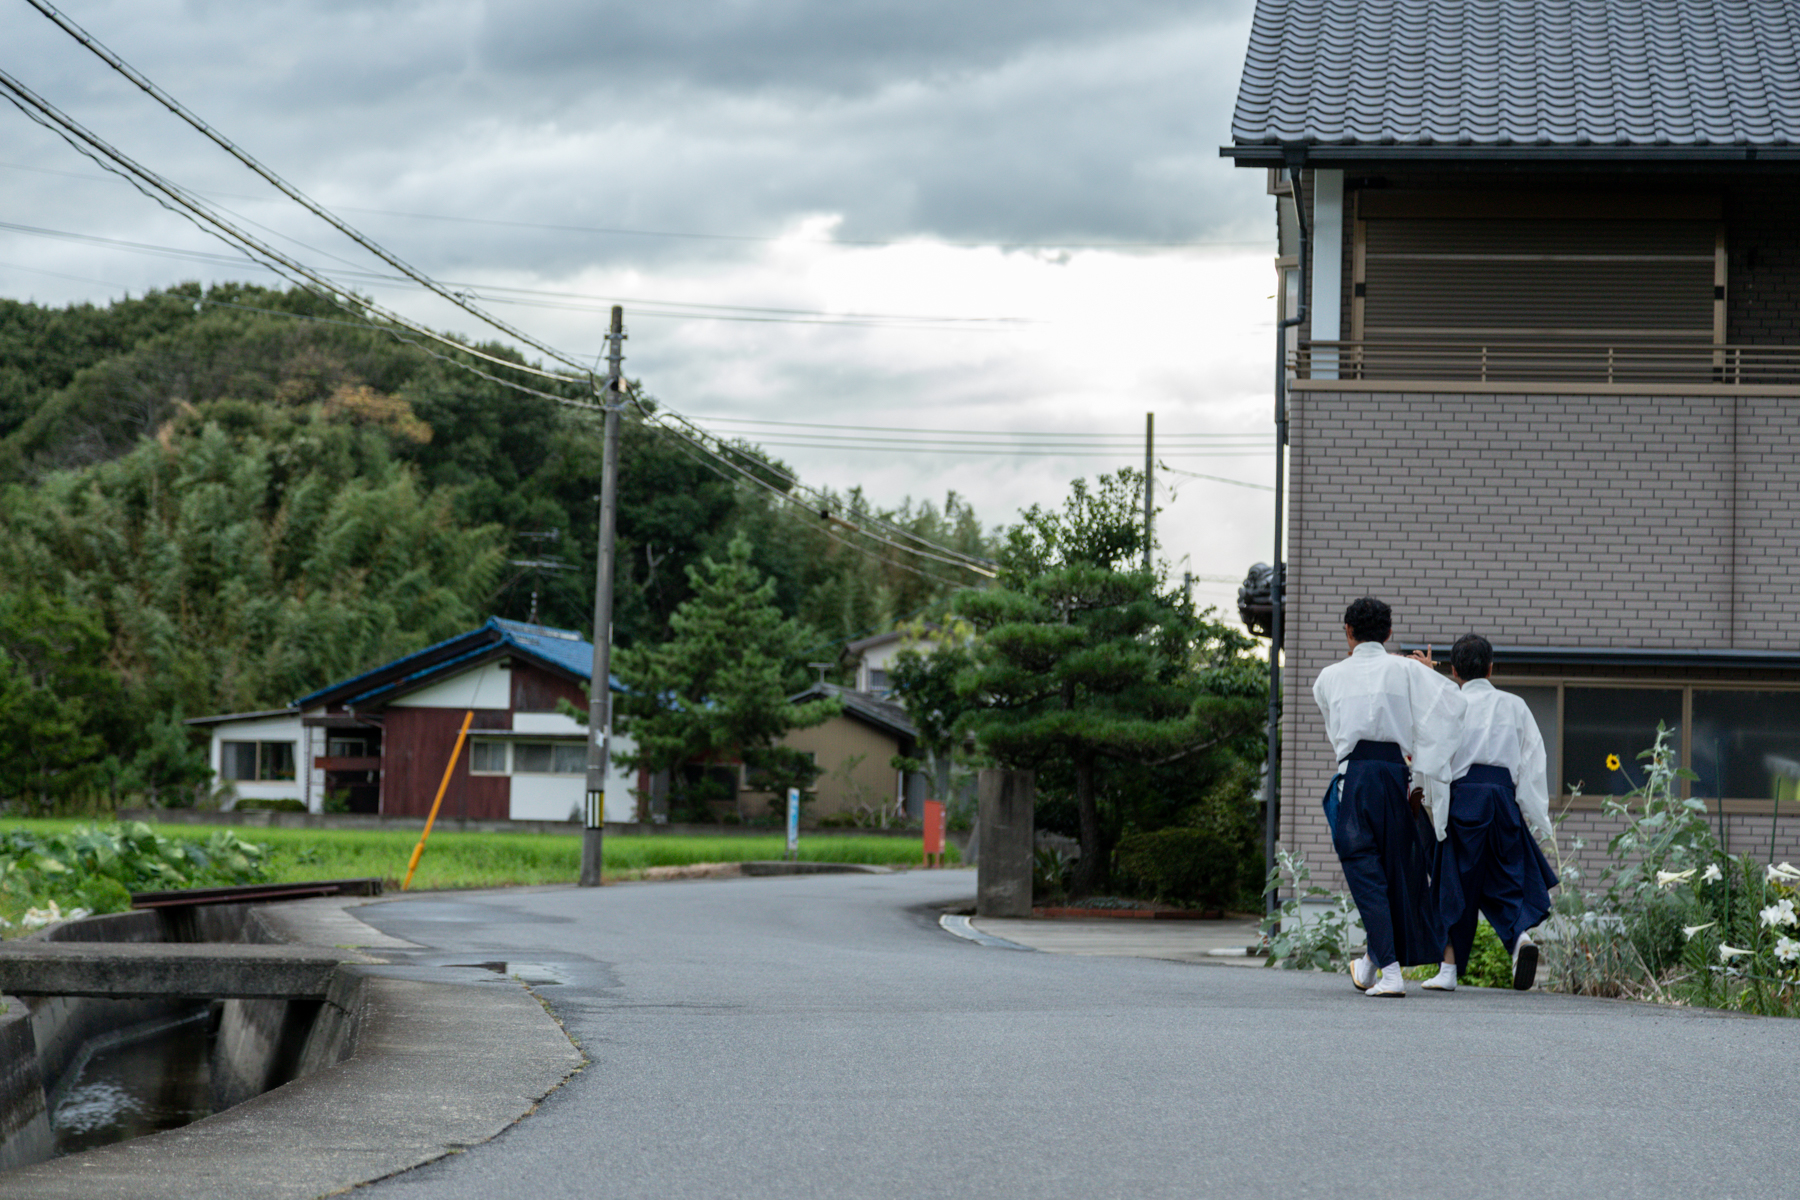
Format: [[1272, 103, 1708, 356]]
[[1451, 633, 1493, 681], [1342, 597, 1391, 643]]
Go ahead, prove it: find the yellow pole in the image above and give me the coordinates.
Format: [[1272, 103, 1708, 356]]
[[402, 711, 474, 891]]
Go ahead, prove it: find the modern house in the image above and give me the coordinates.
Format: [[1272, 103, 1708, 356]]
[[188, 618, 637, 822], [1223, 0, 1800, 892]]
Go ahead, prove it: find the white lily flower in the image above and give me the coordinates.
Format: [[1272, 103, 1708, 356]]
[[1719, 943, 1753, 960], [1700, 864, 1723, 884], [1682, 922, 1716, 940], [1655, 868, 1696, 888], [1776, 937, 1800, 964], [1760, 899, 1798, 928], [1769, 862, 1800, 883]]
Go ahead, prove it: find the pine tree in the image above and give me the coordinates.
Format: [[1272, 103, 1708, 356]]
[[955, 471, 1264, 896], [615, 532, 841, 819]]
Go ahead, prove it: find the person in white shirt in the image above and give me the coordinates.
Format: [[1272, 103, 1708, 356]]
[[1312, 597, 1465, 997], [1416, 633, 1559, 993]]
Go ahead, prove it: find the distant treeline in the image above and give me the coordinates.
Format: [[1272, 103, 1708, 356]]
[[0, 283, 995, 808]]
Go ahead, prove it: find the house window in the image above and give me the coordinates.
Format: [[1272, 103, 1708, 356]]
[[866, 668, 889, 692], [221, 740, 296, 782], [470, 741, 508, 774], [1560, 688, 1682, 796], [1692, 691, 1800, 803], [512, 743, 586, 774]]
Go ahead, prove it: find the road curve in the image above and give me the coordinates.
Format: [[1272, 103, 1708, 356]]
[[353, 871, 1800, 1200]]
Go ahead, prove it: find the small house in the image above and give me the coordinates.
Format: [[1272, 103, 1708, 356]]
[[188, 618, 637, 822]]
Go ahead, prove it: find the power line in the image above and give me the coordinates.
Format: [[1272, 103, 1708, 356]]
[[0, 158, 1269, 252], [688, 414, 1264, 440], [1160, 463, 1276, 491], [0, 218, 1036, 331], [26, 0, 598, 380], [0, 68, 592, 388]]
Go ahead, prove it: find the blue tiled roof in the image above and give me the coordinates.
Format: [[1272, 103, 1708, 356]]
[[1229, 0, 1800, 154], [293, 617, 623, 709]]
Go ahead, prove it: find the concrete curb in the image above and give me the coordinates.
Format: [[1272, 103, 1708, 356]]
[[937, 914, 1035, 951], [2, 903, 584, 1200]]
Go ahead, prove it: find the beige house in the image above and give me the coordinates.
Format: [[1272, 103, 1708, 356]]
[[841, 628, 948, 698], [740, 683, 920, 822]]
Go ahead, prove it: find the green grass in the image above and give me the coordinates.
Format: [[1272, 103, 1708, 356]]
[[0, 819, 958, 892]]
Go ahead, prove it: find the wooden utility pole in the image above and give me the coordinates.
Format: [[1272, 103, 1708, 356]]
[[580, 306, 625, 887], [1143, 412, 1154, 572]]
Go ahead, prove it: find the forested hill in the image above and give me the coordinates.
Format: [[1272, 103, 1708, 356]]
[[0, 283, 994, 805]]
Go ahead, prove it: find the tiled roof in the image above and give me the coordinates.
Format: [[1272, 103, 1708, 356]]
[[291, 617, 620, 710], [1229, 0, 1800, 155], [791, 682, 917, 742]]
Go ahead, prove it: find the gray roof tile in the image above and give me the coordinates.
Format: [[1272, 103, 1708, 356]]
[[1230, 0, 1800, 152]]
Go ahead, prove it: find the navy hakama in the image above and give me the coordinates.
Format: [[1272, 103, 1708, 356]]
[[1331, 740, 1445, 968], [1436, 764, 1559, 967]]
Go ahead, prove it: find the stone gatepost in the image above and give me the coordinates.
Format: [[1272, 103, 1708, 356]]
[[976, 768, 1034, 918]]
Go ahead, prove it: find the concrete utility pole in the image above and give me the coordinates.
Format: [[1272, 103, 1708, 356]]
[[1143, 411, 1154, 573], [581, 306, 626, 888]]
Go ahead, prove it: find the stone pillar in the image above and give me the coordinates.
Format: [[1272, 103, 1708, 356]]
[[976, 768, 1034, 918]]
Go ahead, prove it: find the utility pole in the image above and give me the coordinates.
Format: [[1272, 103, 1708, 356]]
[[581, 306, 625, 888], [1143, 411, 1154, 573]]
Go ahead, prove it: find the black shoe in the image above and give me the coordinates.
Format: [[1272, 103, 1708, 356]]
[[1511, 934, 1538, 991]]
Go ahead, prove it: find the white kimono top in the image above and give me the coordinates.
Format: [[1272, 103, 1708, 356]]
[[1312, 641, 1466, 839], [1423, 677, 1556, 845]]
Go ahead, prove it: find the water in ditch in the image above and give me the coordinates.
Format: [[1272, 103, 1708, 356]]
[[50, 1012, 215, 1156]]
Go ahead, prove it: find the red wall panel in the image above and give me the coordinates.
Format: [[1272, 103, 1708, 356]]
[[512, 661, 586, 713], [381, 707, 510, 819]]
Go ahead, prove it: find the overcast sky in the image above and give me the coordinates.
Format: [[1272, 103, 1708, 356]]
[[2, 0, 1277, 617]]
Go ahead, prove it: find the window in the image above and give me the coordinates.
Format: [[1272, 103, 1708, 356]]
[[513, 743, 554, 773], [510, 743, 585, 774], [221, 740, 296, 782], [1499, 685, 1560, 801], [1692, 691, 1800, 803], [866, 668, 889, 692], [1560, 688, 1682, 797], [470, 741, 508, 774], [327, 736, 375, 757]]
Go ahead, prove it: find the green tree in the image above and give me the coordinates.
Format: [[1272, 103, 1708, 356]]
[[954, 470, 1264, 896], [886, 617, 979, 798], [615, 532, 842, 819], [0, 589, 117, 808]]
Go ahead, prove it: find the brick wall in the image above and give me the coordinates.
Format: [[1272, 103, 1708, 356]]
[[1281, 387, 1800, 892]]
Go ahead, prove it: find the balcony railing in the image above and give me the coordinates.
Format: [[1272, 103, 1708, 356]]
[[1292, 340, 1800, 386]]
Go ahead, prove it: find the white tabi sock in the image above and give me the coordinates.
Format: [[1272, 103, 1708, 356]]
[[1367, 961, 1405, 996], [1422, 963, 1457, 991]]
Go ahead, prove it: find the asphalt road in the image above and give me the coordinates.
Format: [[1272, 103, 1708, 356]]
[[354, 871, 1800, 1200]]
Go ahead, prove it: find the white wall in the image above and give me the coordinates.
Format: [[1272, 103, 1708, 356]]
[[207, 714, 305, 808], [390, 660, 511, 709], [503, 730, 639, 822]]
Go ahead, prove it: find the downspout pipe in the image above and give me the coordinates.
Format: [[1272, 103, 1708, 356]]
[[1265, 148, 1308, 916]]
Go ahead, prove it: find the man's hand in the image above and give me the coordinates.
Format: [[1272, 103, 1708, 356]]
[[1408, 644, 1437, 669]]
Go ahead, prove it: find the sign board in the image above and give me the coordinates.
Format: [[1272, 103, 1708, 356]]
[[786, 788, 800, 860], [923, 799, 945, 867]]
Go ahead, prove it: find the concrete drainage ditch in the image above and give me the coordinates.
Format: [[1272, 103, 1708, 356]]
[[0, 889, 585, 1200]]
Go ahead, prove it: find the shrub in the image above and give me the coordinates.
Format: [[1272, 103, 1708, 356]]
[[0, 822, 269, 930], [1461, 920, 1514, 988], [1116, 827, 1241, 909]]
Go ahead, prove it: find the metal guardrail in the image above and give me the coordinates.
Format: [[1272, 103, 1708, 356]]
[[1292, 340, 1800, 385]]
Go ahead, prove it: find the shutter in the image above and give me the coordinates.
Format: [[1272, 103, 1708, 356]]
[[1353, 194, 1723, 347], [1363, 218, 1718, 341]]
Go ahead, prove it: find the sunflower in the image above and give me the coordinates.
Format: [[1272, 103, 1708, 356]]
[[1606, 753, 1622, 772]]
